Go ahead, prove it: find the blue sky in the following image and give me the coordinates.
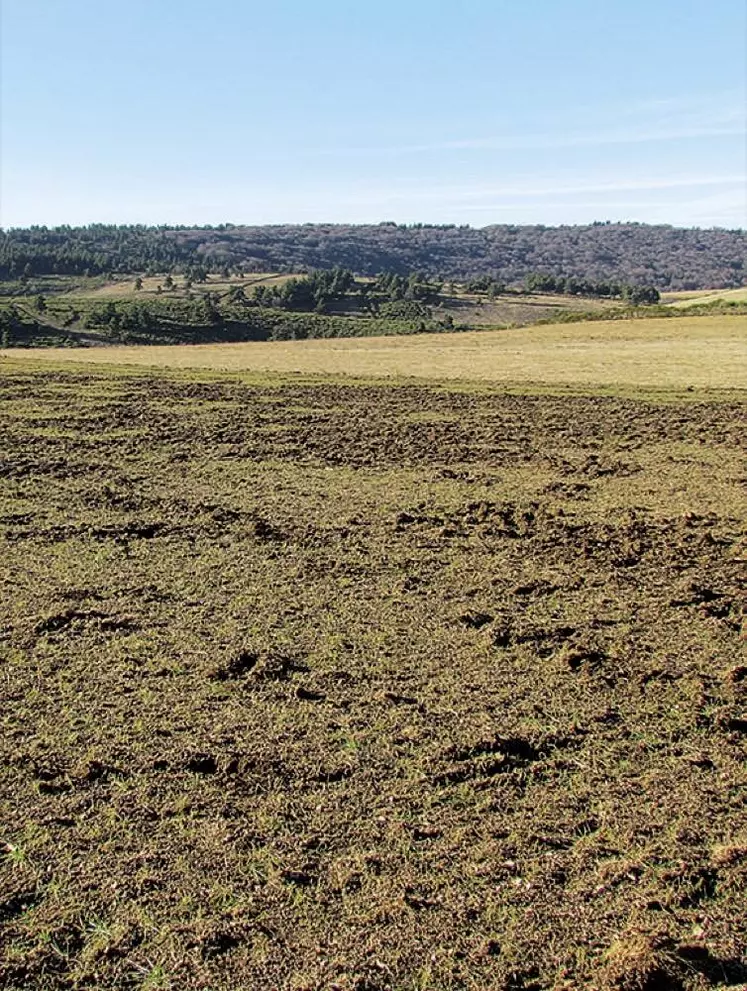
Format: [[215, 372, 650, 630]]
[[1, 0, 745, 229]]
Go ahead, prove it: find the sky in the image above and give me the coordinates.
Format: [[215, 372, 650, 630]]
[[1, 0, 745, 229]]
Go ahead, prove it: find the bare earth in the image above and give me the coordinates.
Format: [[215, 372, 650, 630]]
[[0, 327, 745, 990]]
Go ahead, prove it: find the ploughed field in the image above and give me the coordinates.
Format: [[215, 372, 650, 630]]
[[0, 364, 745, 991]]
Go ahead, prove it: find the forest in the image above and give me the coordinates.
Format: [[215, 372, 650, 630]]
[[1, 222, 744, 290]]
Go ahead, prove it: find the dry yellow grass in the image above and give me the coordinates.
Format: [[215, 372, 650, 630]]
[[4, 315, 746, 389], [434, 291, 614, 327], [66, 272, 294, 299], [663, 286, 747, 309]]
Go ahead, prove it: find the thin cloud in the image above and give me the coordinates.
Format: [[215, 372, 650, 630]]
[[319, 122, 743, 157], [321, 172, 746, 228], [314, 93, 745, 158], [337, 174, 745, 205]]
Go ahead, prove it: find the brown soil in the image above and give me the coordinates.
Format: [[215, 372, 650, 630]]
[[0, 368, 745, 990]]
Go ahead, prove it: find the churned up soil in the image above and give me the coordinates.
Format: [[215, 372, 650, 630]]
[[0, 365, 745, 990]]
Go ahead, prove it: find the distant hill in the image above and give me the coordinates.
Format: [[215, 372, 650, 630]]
[[1, 222, 744, 290]]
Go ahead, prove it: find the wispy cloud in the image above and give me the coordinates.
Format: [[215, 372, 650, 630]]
[[322, 172, 746, 228], [336, 174, 745, 206], [314, 92, 745, 158]]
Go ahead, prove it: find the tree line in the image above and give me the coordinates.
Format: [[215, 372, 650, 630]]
[[524, 273, 660, 304], [1, 222, 744, 290], [0, 294, 442, 348], [227, 269, 441, 316]]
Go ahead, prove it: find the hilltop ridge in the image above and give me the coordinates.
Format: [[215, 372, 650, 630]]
[[2, 222, 745, 290]]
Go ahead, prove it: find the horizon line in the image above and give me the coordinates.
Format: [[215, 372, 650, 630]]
[[2, 219, 746, 233]]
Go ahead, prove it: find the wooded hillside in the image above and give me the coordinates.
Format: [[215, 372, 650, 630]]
[[1, 222, 744, 290]]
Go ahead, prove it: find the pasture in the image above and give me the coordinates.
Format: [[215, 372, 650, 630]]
[[65, 273, 297, 300], [0, 334, 745, 990], [662, 288, 747, 309], [5, 315, 747, 390]]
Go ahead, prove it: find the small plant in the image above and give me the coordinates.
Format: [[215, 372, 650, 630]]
[[2, 841, 27, 865], [139, 964, 170, 990]]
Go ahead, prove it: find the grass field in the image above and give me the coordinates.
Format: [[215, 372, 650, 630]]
[[431, 292, 617, 327], [1, 338, 746, 990], [65, 273, 296, 300], [4, 315, 746, 390], [661, 288, 747, 309], [0, 273, 647, 346], [5, 269, 744, 354]]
